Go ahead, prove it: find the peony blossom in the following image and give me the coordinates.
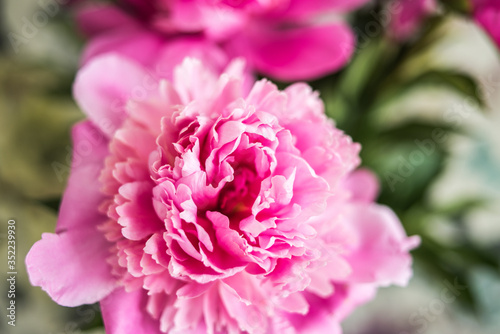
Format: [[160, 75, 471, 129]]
[[388, 0, 437, 40], [26, 56, 419, 334], [472, 0, 500, 49], [75, 0, 371, 81]]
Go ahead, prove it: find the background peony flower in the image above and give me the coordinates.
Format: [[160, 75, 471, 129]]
[[388, 0, 437, 40], [472, 0, 500, 49], [75, 4, 231, 82], [74, 0, 371, 81], [26, 55, 419, 334]]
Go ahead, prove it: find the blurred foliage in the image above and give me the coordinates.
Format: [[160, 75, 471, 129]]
[[315, 3, 500, 316], [0, 57, 82, 200], [441, 0, 472, 15], [0, 57, 91, 333]]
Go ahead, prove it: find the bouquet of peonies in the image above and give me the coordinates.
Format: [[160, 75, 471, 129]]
[[19, 0, 500, 333]]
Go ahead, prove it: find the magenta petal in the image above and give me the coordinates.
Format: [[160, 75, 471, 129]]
[[229, 23, 355, 81], [26, 228, 116, 307], [81, 29, 163, 69], [101, 288, 162, 334], [76, 4, 139, 37], [74, 54, 152, 137], [389, 0, 437, 40], [475, 4, 500, 48]]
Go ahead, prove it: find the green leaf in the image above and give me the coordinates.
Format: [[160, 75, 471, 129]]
[[440, 0, 472, 15], [433, 198, 488, 217], [360, 137, 447, 211], [414, 71, 484, 106], [413, 243, 478, 312], [375, 70, 485, 110], [337, 38, 398, 104], [0, 58, 83, 200], [377, 121, 460, 141]]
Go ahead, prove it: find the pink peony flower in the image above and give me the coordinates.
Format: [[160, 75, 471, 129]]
[[472, 0, 500, 49], [388, 0, 437, 40], [75, 0, 371, 81], [26, 55, 419, 334]]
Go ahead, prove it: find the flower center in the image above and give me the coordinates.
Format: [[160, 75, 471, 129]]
[[218, 164, 260, 221]]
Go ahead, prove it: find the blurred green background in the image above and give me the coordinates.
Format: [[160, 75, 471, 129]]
[[0, 0, 499, 333]]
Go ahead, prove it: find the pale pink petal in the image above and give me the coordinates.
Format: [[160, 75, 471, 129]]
[[327, 283, 377, 322], [219, 281, 269, 334], [74, 54, 152, 137], [341, 168, 380, 203], [274, 292, 309, 314], [25, 227, 116, 307], [342, 203, 420, 286]]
